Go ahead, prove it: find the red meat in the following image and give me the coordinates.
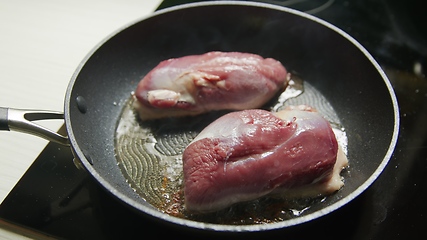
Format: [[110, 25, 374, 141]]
[[133, 51, 288, 119], [182, 106, 343, 212]]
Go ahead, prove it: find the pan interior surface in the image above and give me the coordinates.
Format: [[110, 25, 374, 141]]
[[65, 1, 399, 231], [115, 75, 348, 225]]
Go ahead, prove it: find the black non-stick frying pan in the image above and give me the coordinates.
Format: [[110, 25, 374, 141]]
[[0, 1, 399, 232]]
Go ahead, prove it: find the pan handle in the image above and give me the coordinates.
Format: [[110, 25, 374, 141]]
[[0, 107, 69, 146]]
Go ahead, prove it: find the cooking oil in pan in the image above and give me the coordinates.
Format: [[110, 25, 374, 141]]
[[114, 75, 348, 224]]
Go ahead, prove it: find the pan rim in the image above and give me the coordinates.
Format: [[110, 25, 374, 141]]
[[64, 0, 400, 232]]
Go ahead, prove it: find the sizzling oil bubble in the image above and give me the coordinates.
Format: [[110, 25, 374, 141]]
[[271, 76, 304, 112], [114, 75, 349, 224], [290, 207, 308, 217]]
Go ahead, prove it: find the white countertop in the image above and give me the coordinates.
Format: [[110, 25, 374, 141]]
[[0, 0, 161, 238]]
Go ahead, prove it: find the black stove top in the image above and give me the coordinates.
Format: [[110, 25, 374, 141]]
[[1, 0, 426, 239]]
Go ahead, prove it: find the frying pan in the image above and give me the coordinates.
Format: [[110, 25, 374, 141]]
[[0, 1, 399, 232]]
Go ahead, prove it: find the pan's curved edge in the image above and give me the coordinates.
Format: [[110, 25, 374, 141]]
[[64, 0, 401, 232]]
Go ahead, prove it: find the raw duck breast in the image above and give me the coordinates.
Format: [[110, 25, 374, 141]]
[[133, 51, 288, 120], [182, 106, 348, 213]]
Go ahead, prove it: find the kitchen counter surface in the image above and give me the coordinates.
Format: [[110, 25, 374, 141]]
[[0, 1, 161, 239]]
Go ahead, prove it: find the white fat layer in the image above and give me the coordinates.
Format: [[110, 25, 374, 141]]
[[147, 89, 180, 101]]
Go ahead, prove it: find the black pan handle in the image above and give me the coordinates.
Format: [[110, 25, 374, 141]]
[[0, 107, 69, 146]]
